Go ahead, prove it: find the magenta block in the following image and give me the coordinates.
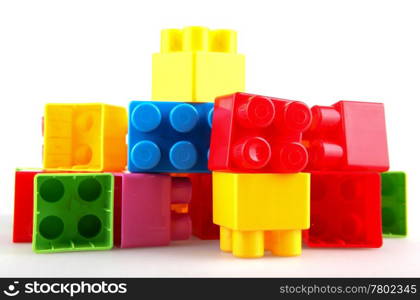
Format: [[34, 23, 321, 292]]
[[113, 173, 192, 248]]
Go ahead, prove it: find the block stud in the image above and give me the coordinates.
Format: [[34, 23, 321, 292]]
[[310, 106, 341, 131], [308, 140, 343, 169], [169, 141, 198, 170], [232, 230, 264, 258], [131, 103, 162, 132], [232, 137, 271, 170], [275, 142, 308, 172], [282, 101, 312, 131], [210, 29, 237, 53], [131, 140, 161, 170], [160, 29, 182, 53], [236, 95, 275, 128], [169, 104, 199, 133], [182, 26, 210, 52]]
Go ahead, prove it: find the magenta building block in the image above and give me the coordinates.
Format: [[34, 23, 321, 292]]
[[113, 173, 192, 248]]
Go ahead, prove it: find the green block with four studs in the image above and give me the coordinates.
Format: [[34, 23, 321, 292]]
[[381, 171, 407, 237], [33, 173, 114, 253]]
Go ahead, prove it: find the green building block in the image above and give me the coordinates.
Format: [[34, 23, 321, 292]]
[[381, 171, 407, 237], [33, 173, 114, 253]]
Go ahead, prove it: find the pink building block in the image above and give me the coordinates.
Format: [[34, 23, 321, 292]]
[[113, 173, 192, 248]]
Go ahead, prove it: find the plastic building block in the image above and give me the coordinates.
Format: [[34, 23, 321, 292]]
[[152, 26, 245, 102], [33, 173, 114, 253], [303, 101, 389, 172], [113, 173, 192, 248], [13, 169, 42, 242], [209, 92, 312, 173], [213, 172, 310, 258], [128, 101, 213, 173], [43, 103, 127, 172], [174, 173, 219, 240], [381, 172, 407, 237], [304, 171, 382, 248]]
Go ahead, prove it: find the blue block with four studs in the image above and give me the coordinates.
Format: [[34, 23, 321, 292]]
[[128, 101, 213, 173]]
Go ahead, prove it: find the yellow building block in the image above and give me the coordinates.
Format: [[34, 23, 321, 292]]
[[43, 103, 127, 171], [152, 26, 245, 102], [213, 172, 310, 258]]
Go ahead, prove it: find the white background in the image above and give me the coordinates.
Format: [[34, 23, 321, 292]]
[[0, 0, 419, 277]]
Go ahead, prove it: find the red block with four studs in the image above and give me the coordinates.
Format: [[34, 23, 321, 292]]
[[209, 92, 312, 173]]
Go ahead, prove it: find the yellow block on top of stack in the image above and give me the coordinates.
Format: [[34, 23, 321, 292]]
[[152, 26, 245, 102], [43, 103, 127, 172]]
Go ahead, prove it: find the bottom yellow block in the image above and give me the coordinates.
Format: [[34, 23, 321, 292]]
[[213, 172, 310, 258]]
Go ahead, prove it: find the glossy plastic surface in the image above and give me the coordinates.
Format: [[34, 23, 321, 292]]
[[209, 92, 312, 173], [33, 173, 114, 253], [382, 171, 407, 237], [213, 172, 310, 258], [304, 101, 389, 171], [304, 171, 383, 248], [128, 101, 213, 173], [152, 26, 245, 102], [43, 103, 127, 171], [113, 173, 192, 248], [13, 170, 41, 242]]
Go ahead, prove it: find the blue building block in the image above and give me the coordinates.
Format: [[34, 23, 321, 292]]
[[128, 101, 213, 173]]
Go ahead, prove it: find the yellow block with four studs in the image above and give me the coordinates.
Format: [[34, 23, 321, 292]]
[[152, 26, 245, 102], [213, 172, 310, 258]]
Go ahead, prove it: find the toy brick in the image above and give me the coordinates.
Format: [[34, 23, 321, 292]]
[[381, 171, 407, 237], [13, 169, 42, 242], [213, 172, 310, 258], [128, 101, 213, 173], [33, 173, 114, 253], [152, 26, 245, 102], [43, 103, 127, 172], [209, 92, 312, 173], [304, 171, 383, 248], [113, 173, 192, 248], [303, 101, 389, 172]]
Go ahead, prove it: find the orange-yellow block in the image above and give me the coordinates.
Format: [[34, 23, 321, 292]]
[[213, 172, 310, 258], [43, 103, 127, 172]]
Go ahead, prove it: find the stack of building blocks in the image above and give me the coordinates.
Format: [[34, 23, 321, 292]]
[[11, 25, 408, 257], [303, 101, 390, 247], [209, 92, 312, 258], [149, 26, 245, 239]]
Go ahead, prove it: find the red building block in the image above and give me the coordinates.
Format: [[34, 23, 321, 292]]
[[189, 174, 219, 240], [209, 92, 312, 173], [304, 171, 383, 248], [303, 101, 389, 172], [13, 170, 41, 242]]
